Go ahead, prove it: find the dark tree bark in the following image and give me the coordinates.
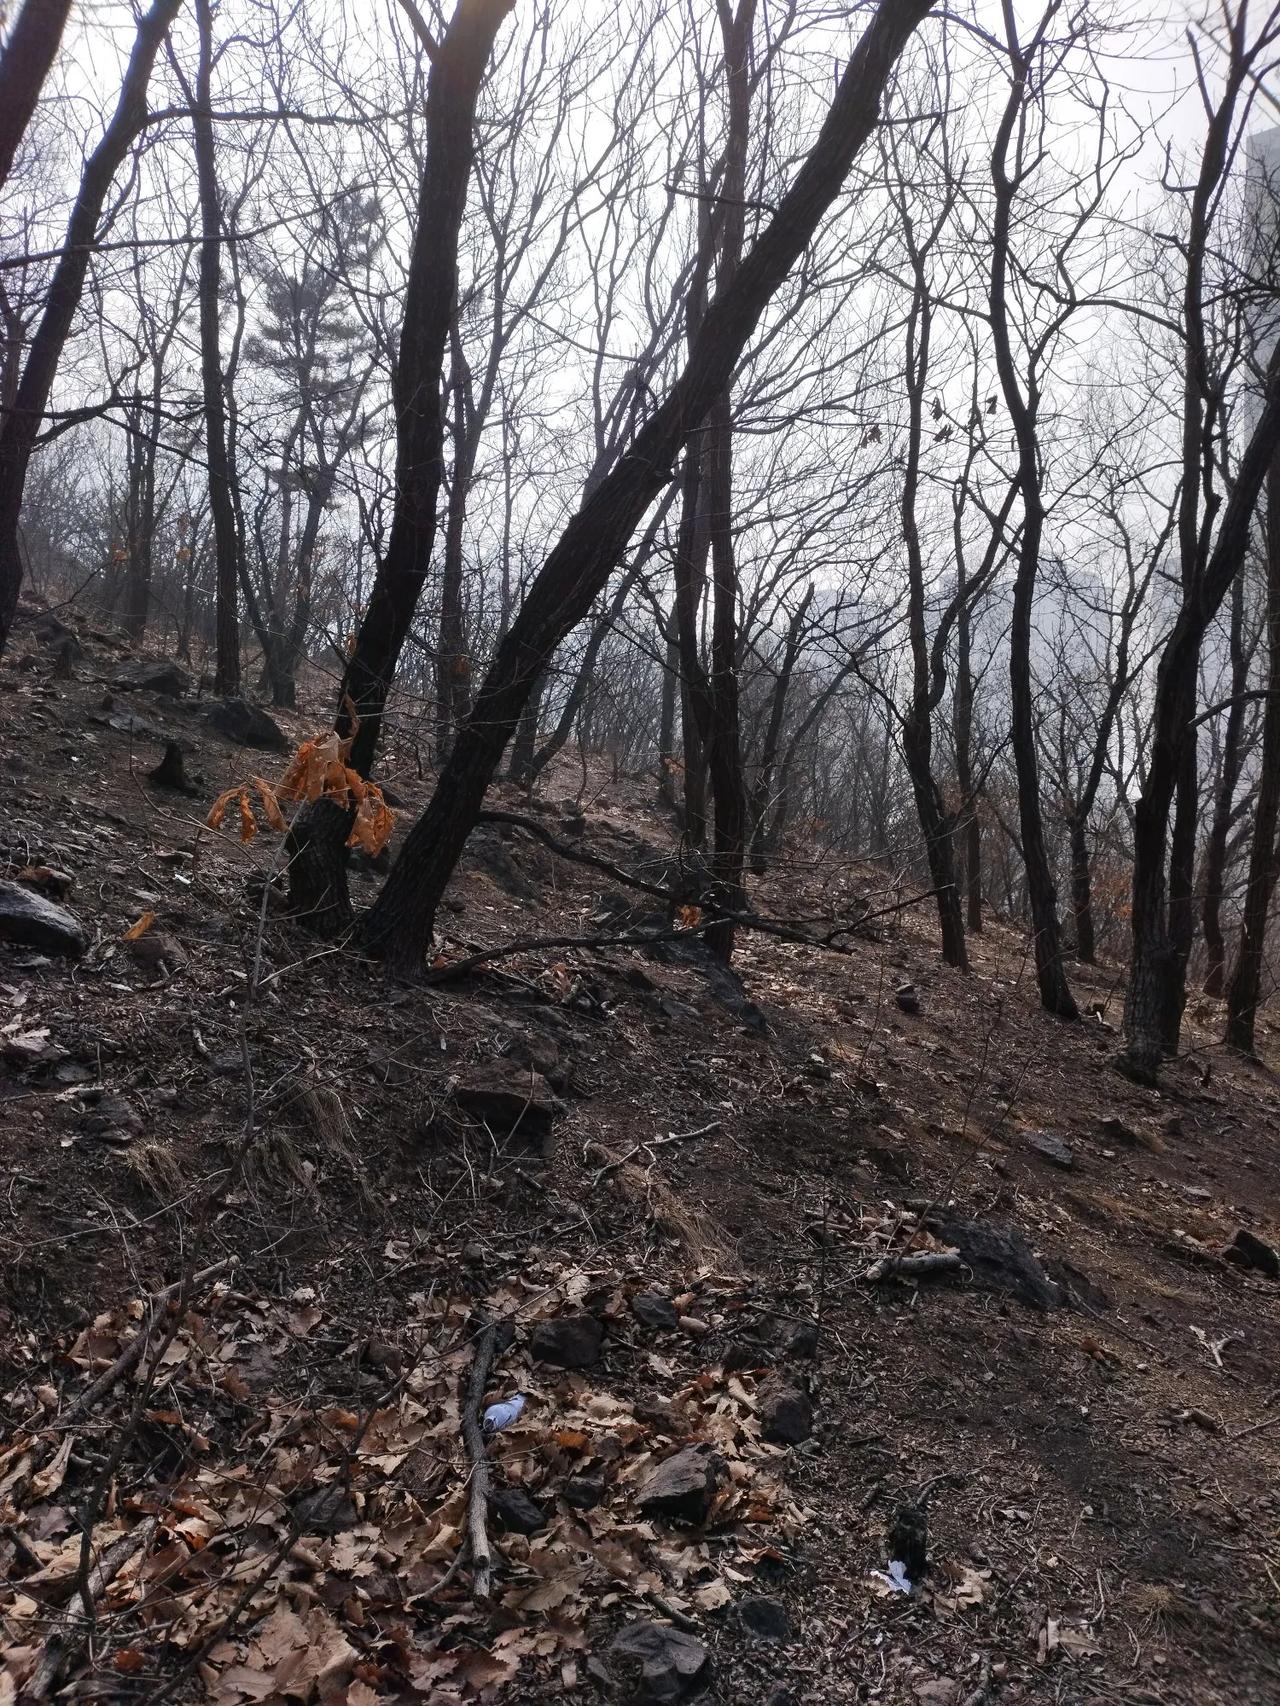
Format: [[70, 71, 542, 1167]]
[[335, 0, 515, 779], [286, 0, 516, 929], [359, 0, 938, 974], [987, 7, 1076, 1019], [1124, 356, 1280, 1079], [1225, 450, 1280, 1052], [0, 0, 183, 657], [0, 0, 72, 196], [1201, 573, 1251, 994], [189, 0, 241, 695], [437, 323, 475, 758]]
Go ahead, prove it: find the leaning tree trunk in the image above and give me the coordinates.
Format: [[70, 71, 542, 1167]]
[[1225, 450, 1280, 1052], [1067, 810, 1096, 967], [0, 0, 182, 657], [0, 0, 73, 196], [1124, 358, 1280, 1080], [286, 0, 516, 930], [358, 0, 938, 975]]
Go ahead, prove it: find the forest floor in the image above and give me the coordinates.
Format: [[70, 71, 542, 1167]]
[[2, 603, 1280, 1706]]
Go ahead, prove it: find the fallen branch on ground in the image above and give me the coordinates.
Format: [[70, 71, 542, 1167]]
[[26, 1516, 158, 1701], [864, 1251, 963, 1283], [460, 1315, 506, 1600]]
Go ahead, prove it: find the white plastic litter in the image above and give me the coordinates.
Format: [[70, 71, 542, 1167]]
[[482, 1393, 526, 1434], [869, 1559, 912, 1595]]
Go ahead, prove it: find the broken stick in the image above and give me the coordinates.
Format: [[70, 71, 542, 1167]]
[[864, 1251, 962, 1283], [25, 1516, 158, 1701], [459, 1315, 506, 1599]]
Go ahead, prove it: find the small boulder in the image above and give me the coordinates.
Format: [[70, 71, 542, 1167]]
[[203, 697, 288, 752], [737, 1594, 794, 1642], [604, 1620, 711, 1703], [770, 1314, 819, 1359], [114, 659, 191, 697], [126, 930, 187, 977], [759, 1381, 812, 1445], [1222, 1227, 1280, 1279], [291, 1486, 358, 1534], [492, 1488, 545, 1534], [452, 1066, 559, 1147], [530, 1313, 604, 1369], [0, 880, 87, 957], [637, 1447, 719, 1524], [564, 1474, 605, 1511], [1025, 1130, 1075, 1170], [631, 1292, 680, 1331], [80, 1092, 143, 1141]]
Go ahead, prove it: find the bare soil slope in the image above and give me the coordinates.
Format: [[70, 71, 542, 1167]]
[[2, 606, 1279, 1706]]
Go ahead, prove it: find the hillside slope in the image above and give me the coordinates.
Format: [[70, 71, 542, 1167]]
[[2, 607, 1279, 1706]]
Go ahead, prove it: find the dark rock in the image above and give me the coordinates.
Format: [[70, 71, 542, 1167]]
[[291, 1486, 358, 1534], [888, 1502, 928, 1580], [1099, 1114, 1143, 1146], [80, 1092, 143, 1139], [0, 880, 87, 957], [114, 659, 191, 697], [926, 1213, 1060, 1310], [1222, 1227, 1280, 1279], [529, 1312, 604, 1369], [770, 1314, 819, 1359], [637, 1447, 719, 1524], [737, 1594, 794, 1642], [564, 1474, 605, 1510], [202, 697, 288, 752], [631, 1292, 680, 1331], [604, 1620, 711, 1703], [1025, 1130, 1075, 1169], [492, 1488, 545, 1534], [759, 1381, 812, 1445], [895, 983, 921, 1015], [452, 1066, 559, 1147], [103, 711, 171, 741], [3, 1032, 66, 1070]]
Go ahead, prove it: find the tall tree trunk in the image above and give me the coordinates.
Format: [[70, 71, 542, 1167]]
[[987, 13, 1075, 1018], [1225, 451, 1280, 1052], [673, 441, 712, 845], [1124, 357, 1280, 1079], [191, 0, 240, 695], [954, 584, 982, 932], [286, 0, 516, 931], [658, 597, 680, 811], [437, 326, 474, 759], [1201, 573, 1250, 994], [0, 0, 182, 657], [358, 0, 938, 974], [0, 0, 73, 195]]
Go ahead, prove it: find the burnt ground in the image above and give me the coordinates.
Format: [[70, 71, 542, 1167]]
[[1, 602, 1279, 1706]]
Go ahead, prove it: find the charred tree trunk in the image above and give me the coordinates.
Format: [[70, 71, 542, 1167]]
[[1225, 451, 1280, 1052], [358, 0, 938, 974], [1124, 358, 1280, 1080], [1201, 574, 1250, 995], [988, 27, 1075, 1018], [190, 0, 241, 695], [0, 0, 73, 195], [287, 0, 516, 923], [437, 326, 475, 759], [658, 597, 680, 812], [0, 0, 182, 657]]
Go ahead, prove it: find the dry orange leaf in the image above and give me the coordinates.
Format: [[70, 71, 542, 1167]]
[[676, 904, 701, 930], [123, 910, 157, 941], [113, 1650, 145, 1673]]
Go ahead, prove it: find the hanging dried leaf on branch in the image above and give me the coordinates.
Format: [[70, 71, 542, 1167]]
[[206, 705, 394, 855]]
